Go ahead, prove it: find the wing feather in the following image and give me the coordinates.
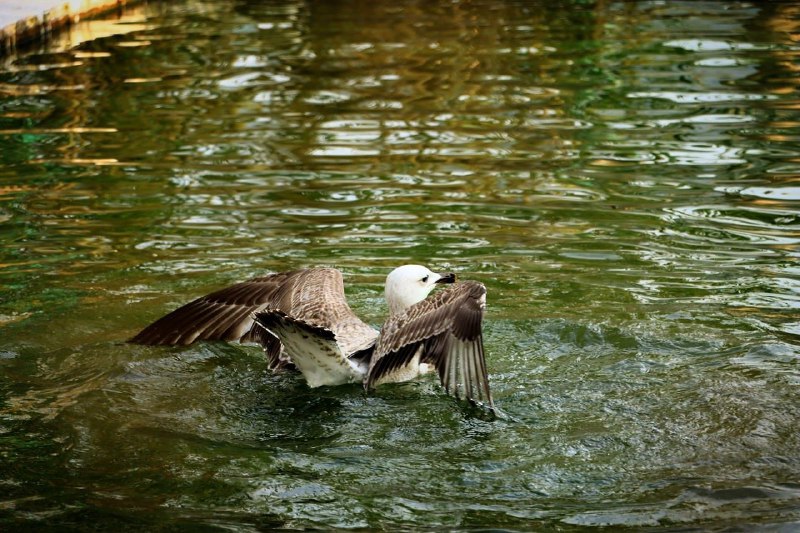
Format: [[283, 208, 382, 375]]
[[366, 281, 493, 407], [252, 310, 366, 386], [128, 268, 375, 354]]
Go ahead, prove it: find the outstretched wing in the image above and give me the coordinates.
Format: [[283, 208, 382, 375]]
[[128, 268, 375, 357], [366, 281, 492, 407]]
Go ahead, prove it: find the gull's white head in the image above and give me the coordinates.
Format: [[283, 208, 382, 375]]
[[385, 264, 456, 315]]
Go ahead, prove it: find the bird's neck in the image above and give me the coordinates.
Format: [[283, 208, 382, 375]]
[[386, 288, 416, 316], [387, 298, 407, 317]]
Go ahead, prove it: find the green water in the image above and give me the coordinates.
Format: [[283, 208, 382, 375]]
[[1, 0, 799, 529]]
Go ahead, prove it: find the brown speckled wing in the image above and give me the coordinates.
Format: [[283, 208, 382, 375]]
[[366, 281, 492, 407], [128, 268, 376, 359]]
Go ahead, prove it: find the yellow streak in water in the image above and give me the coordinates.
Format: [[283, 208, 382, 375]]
[[30, 158, 122, 166]]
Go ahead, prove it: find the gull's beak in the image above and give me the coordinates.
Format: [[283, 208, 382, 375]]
[[435, 272, 457, 284]]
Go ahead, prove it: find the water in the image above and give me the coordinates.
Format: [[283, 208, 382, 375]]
[[1, 0, 799, 529]]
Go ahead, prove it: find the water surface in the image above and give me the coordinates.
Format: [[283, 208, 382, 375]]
[[1, 0, 800, 529]]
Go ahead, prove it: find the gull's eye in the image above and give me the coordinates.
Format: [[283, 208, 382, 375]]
[[421, 275, 429, 283]]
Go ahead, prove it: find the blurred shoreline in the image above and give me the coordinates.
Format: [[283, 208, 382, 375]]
[[0, 0, 143, 56]]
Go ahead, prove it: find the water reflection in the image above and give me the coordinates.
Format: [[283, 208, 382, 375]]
[[1, 0, 800, 529]]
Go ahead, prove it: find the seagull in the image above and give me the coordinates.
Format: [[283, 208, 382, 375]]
[[129, 265, 493, 408]]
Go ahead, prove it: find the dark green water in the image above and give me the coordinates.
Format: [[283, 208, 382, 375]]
[[1, 0, 799, 529]]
